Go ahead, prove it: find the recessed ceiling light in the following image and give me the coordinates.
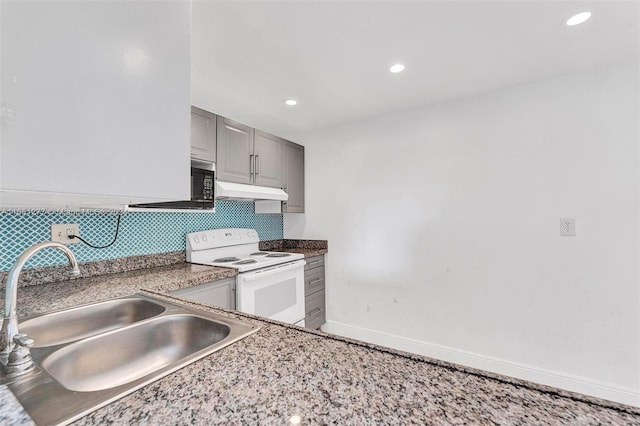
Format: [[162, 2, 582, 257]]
[[565, 11, 591, 26], [389, 64, 405, 74], [285, 99, 297, 106]]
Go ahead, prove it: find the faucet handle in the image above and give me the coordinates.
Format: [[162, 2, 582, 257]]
[[3, 333, 36, 378], [13, 333, 34, 349]]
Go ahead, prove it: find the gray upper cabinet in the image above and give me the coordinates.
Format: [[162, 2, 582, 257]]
[[190, 106, 217, 163], [283, 141, 305, 213], [216, 116, 255, 184], [254, 130, 283, 188], [215, 115, 303, 201], [216, 117, 284, 189]]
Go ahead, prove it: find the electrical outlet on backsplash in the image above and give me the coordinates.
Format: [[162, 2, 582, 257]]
[[0, 201, 283, 271]]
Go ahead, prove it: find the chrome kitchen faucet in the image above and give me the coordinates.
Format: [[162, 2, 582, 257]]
[[0, 241, 80, 378]]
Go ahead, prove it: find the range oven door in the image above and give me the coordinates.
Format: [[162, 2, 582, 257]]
[[236, 260, 305, 325]]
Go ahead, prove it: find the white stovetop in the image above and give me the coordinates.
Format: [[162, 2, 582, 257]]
[[185, 228, 304, 272]]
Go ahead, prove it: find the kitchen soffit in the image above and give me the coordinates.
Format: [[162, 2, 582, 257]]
[[191, 1, 639, 139]]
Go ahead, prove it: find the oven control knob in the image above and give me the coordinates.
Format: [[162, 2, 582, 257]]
[[194, 237, 200, 243], [202, 235, 208, 242]]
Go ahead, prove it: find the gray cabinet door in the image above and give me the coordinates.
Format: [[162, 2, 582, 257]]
[[283, 141, 305, 213], [304, 255, 325, 330], [304, 264, 325, 295], [254, 130, 283, 188], [305, 290, 326, 330], [216, 116, 254, 184], [190, 106, 216, 163], [170, 277, 236, 310]]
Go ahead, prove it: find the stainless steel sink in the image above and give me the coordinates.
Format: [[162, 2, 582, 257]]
[[4, 293, 259, 426], [20, 298, 166, 347], [42, 314, 231, 392]]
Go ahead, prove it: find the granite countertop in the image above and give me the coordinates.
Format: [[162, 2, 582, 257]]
[[2, 260, 640, 425], [260, 239, 328, 258], [271, 247, 327, 258], [3, 263, 237, 319]]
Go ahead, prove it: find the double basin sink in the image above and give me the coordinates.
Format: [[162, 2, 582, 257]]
[[4, 293, 259, 425]]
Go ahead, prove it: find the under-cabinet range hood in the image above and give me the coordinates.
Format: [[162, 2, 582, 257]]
[[215, 181, 288, 201]]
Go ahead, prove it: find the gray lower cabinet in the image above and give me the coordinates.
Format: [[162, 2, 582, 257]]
[[304, 255, 325, 329], [282, 141, 304, 213], [190, 106, 216, 163], [169, 277, 236, 310]]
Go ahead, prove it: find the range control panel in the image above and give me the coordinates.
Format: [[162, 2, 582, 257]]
[[186, 228, 259, 252]]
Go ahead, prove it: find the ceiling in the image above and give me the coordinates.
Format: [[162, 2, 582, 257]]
[[191, 1, 639, 139]]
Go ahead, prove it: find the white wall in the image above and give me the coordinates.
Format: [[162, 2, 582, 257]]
[[286, 62, 640, 405]]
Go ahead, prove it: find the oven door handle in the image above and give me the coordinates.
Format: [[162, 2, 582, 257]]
[[240, 261, 306, 283]]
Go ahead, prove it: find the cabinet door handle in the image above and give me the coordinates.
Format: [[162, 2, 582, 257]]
[[307, 278, 323, 286], [249, 154, 255, 176], [308, 260, 321, 266], [308, 307, 322, 316], [255, 154, 260, 175]]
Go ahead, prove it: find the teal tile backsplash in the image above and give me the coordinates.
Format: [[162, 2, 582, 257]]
[[0, 201, 283, 271]]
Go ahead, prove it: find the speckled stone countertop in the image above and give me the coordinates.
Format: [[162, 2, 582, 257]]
[[0, 251, 187, 288], [0, 386, 33, 426], [1, 263, 237, 319], [260, 239, 328, 258], [2, 260, 640, 424]]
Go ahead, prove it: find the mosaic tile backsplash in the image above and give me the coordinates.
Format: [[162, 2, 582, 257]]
[[0, 201, 283, 271]]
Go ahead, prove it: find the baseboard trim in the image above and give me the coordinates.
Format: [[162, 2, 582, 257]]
[[322, 320, 640, 407]]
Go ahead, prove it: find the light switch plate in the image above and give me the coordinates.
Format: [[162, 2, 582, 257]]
[[560, 218, 576, 236]]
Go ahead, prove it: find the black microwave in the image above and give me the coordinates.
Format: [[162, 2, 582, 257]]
[[191, 166, 214, 204], [128, 164, 215, 210]]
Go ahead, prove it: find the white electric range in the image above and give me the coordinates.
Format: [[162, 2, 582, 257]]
[[185, 228, 306, 325]]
